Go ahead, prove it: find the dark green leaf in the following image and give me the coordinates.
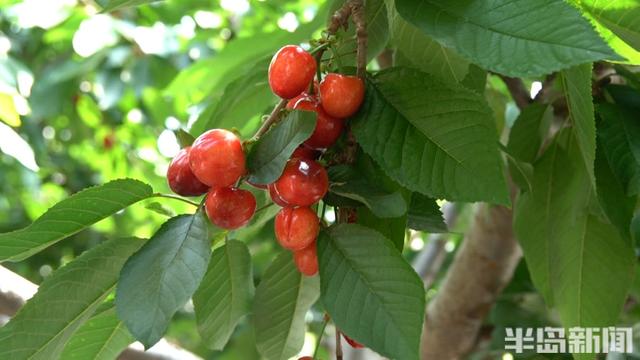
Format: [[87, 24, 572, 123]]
[[507, 103, 553, 163], [144, 201, 176, 217], [597, 103, 640, 196], [193, 240, 253, 351], [328, 165, 407, 218], [594, 138, 637, 239], [352, 67, 508, 204], [606, 84, 640, 110], [175, 129, 195, 148], [61, 306, 134, 360], [318, 224, 425, 360], [254, 252, 319, 360], [0, 238, 144, 360], [395, 0, 620, 77], [116, 214, 210, 348], [560, 64, 597, 188], [247, 111, 317, 185], [0, 179, 152, 262], [407, 193, 447, 233]]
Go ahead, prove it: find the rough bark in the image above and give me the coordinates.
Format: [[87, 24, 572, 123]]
[[420, 203, 522, 359]]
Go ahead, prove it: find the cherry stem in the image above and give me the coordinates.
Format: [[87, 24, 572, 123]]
[[151, 193, 200, 207], [350, 0, 367, 79], [251, 98, 288, 141], [255, 202, 275, 214], [336, 330, 343, 360], [312, 316, 330, 359]]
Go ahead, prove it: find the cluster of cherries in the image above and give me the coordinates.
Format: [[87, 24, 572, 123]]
[[166, 44, 364, 277]]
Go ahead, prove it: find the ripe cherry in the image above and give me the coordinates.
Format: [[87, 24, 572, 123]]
[[291, 145, 319, 161], [167, 147, 209, 196], [205, 187, 256, 230], [287, 94, 344, 149], [294, 242, 318, 276], [343, 334, 364, 349], [269, 45, 317, 99], [319, 73, 365, 118], [189, 129, 245, 188], [272, 158, 328, 207], [268, 184, 291, 207], [103, 133, 115, 150], [275, 207, 319, 251], [298, 357, 313, 360]]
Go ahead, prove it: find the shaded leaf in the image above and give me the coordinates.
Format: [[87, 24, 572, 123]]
[[352, 67, 508, 204], [254, 252, 319, 360], [580, 0, 640, 51], [116, 214, 210, 347], [507, 103, 553, 163], [193, 240, 253, 350], [0, 238, 144, 360], [407, 193, 447, 233], [395, 0, 620, 77], [247, 111, 317, 185], [0, 179, 153, 262], [318, 224, 425, 360]]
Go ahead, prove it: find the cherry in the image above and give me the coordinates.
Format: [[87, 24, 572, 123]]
[[343, 334, 364, 349], [189, 129, 245, 188], [294, 242, 318, 276], [291, 145, 319, 161], [205, 187, 256, 230], [268, 184, 291, 207], [272, 158, 328, 207], [269, 45, 317, 99], [103, 133, 115, 150], [275, 207, 319, 251], [167, 147, 209, 196], [298, 357, 313, 360], [319, 73, 365, 118], [287, 94, 344, 149]]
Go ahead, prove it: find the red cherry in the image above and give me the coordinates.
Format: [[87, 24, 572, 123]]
[[291, 145, 319, 161], [343, 334, 364, 349], [205, 187, 256, 230], [294, 242, 318, 276], [275, 207, 319, 251], [287, 94, 344, 149], [269, 45, 317, 99], [272, 158, 328, 207], [298, 357, 313, 360], [319, 73, 365, 118], [167, 147, 209, 196], [268, 184, 291, 207], [103, 133, 115, 150], [189, 129, 245, 188]]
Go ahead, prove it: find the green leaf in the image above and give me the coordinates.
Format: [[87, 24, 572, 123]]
[[579, 8, 640, 64], [100, 0, 162, 12], [330, 0, 389, 63], [175, 129, 195, 148], [61, 306, 134, 360], [594, 138, 637, 239], [514, 132, 592, 303], [144, 201, 176, 218], [560, 64, 597, 189], [328, 165, 407, 218], [407, 193, 447, 233], [352, 67, 508, 204], [254, 252, 319, 360], [0, 179, 152, 262], [552, 214, 635, 359], [0, 238, 144, 360], [116, 214, 210, 348], [193, 240, 254, 351], [387, 0, 470, 83], [395, 0, 620, 77], [76, 94, 101, 128], [580, 0, 640, 51], [246, 111, 317, 185], [318, 224, 425, 360], [190, 57, 277, 137], [507, 104, 553, 164], [597, 103, 640, 196], [607, 83, 640, 110], [0, 93, 20, 127]]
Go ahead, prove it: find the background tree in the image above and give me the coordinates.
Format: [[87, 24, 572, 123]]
[[0, 0, 639, 359]]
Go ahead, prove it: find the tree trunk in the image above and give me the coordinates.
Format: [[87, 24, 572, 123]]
[[420, 203, 521, 359]]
